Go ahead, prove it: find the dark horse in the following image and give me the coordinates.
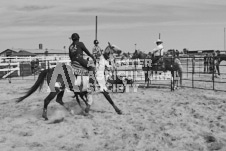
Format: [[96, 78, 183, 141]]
[[214, 53, 226, 76], [16, 43, 122, 120], [132, 50, 183, 90]]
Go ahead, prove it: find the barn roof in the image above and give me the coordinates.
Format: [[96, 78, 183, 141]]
[[0, 49, 17, 55], [11, 50, 36, 57], [23, 49, 67, 54], [0, 48, 67, 55]]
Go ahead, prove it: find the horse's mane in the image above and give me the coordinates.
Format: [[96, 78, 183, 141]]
[[104, 45, 111, 54], [132, 50, 148, 59]]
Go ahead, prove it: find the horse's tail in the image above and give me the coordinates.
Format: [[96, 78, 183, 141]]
[[16, 69, 49, 103]]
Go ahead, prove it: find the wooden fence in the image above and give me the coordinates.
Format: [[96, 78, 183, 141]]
[[0, 62, 20, 78], [0, 56, 71, 79]]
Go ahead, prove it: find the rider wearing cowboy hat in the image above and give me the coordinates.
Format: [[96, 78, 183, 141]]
[[152, 39, 165, 65]]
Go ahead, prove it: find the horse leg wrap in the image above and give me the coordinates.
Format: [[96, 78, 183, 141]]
[[87, 93, 93, 106]]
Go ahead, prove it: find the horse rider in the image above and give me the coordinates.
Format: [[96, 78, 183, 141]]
[[68, 33, 98, 114], [69, 33, 97, 89], [92, 40, 103, 60], [152, 39, 165, 68]]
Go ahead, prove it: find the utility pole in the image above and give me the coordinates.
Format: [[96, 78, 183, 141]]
[[135, 44, 137, 50], [224, 27, 225, 51], [95, 16, 98, 40], [159, 33, 161, 39]]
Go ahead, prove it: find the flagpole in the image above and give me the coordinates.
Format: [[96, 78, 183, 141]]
[[95, 16, 98, 40], [224, 27, 225, 51]]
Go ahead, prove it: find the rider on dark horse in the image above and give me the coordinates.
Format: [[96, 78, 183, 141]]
[[151, 39, 165, 69], [69, 33, 96, 91]]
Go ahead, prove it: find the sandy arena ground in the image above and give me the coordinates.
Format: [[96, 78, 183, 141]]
[[0, 76, 226, 151]]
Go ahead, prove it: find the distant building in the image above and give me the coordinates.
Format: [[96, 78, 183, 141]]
[[0, 49, 17, 57], [25, 48, 68, 56], [0, 48, 68, 57], [187, 50, 215, 55], [11, 50, 36, 57]]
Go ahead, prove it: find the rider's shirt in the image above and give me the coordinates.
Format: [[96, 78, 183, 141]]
[[95, 55, 111, 91], [152, 44, 164, 57], [92, 45, 102, 59], [69, 41, 93, 61]]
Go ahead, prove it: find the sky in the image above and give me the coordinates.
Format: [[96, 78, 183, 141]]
[[0, 0, 226, 53]]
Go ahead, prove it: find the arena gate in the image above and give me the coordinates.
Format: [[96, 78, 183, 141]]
[[180, 55, 226, 92]]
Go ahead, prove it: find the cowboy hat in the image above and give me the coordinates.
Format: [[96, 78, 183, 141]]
[[155, 39, 163, 43]]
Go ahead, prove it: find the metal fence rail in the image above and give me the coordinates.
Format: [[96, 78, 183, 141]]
[[1, 56, 226, 92], [180, 56, 226, 91]]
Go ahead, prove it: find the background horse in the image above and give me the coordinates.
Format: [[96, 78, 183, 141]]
[[132, 50, 183, 90], [16, 43, 122, 120], [214, 54, 226, 77]]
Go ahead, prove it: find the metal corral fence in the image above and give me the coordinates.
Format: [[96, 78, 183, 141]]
[[180, 55, 226, 91], [1, 55, 226, 92], [115, 56, 226, 91]]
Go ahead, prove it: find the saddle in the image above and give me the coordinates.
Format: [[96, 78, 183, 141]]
[[151, 57, 165, 71], [71, 61, 89, 76], [70, 61, 90, 92]]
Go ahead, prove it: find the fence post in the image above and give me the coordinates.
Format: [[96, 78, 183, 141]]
[[212, 55, 215, 90], [21, 62, 23, 80], [192, 57, 195, 88], [199, 57, 200, 77], [171, 57, 174, 91], [17, 62, 20, 76], [8, 58, 11, 83], [133, 60, 135, 83], [147, 60, 150, 87], [45, 60, 47, 69], [135, 59, 137, 82], [48, 60, 50, 69], [187, 57, 188, 78]]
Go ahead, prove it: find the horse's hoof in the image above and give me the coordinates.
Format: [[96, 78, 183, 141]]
[[81, 110, 93, 117], [84, 105, 91, 114], [117, 110, 123, 115], [42, 116, 48, 121], [84, 108, 90, 114], [83, 112, 89, 116]]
